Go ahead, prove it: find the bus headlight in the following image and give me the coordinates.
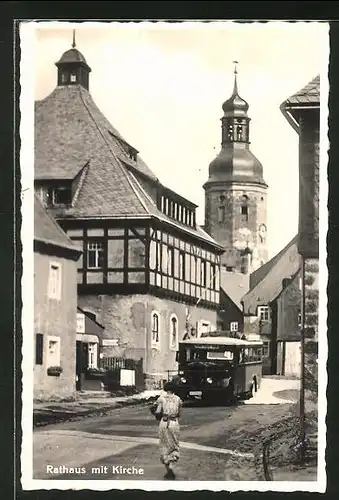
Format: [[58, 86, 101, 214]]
[[180, 377, 187, 384], [206, 377, 213, 384]]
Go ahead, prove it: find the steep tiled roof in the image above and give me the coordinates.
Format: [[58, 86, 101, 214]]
[[34, 194, 81, 253], [242, 236, 301, 316], [250, 235, 298, 289], [220, 269, 250, 311], [283, 75, 320, 106], [35, 84, 223, 250]]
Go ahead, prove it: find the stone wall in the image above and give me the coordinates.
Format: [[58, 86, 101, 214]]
[[204, 183, 268, 271], [78, 293, 217, 388], [303, 258, 319, 410]]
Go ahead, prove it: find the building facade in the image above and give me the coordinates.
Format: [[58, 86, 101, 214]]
[[34, 196, 81, 399], [34, 40, 224, 388], [203, 66, 269, 274], [280, 76, 320, 443], [242, 236, 301, 374], [217, 268, 249, 333], [274, 272, 302, 377]]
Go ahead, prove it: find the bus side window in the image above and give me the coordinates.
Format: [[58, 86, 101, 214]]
[[239, 349, 245, 364]]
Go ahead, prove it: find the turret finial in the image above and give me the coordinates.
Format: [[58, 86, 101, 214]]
[[72, 29, 76, 48], [232, 60, 239, 95]]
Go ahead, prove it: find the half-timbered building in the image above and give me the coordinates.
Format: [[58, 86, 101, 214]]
[[34, 39, 224, 387]]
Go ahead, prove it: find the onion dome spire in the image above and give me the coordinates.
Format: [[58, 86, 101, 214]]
[[204, 62, 267, 187], [222, 61, 249, 117]]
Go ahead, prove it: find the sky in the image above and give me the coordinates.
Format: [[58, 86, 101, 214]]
[[29, 21, 328, 258]]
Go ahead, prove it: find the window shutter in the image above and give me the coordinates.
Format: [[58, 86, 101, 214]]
[[35, 333, 44, 365]]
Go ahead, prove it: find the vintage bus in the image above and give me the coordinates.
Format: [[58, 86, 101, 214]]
[[171, 335, 263, 403]]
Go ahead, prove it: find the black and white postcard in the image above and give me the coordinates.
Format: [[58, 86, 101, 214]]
[[20, 20, 328, 492]]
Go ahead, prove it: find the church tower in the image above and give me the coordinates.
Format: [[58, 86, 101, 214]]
[[203, 64, 268, 274]]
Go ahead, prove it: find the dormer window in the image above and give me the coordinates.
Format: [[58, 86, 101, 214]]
[[128, 146, 138, 161], [70, 73, 77, 83], [47, 186, 72, 207]]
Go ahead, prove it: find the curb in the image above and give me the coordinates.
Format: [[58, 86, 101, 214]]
[[33, 395, 159, 428]]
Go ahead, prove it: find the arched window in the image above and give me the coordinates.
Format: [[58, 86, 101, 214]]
[[240, 195, 249, 222], [169, 314, 179, 351], [227, 124, 234, 141], [151, 311, 160, 348]]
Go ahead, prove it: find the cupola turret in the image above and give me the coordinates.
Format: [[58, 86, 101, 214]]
[[204, 62, 267, 187], [55, 30, 91, 90], [203, 62, 269, 274]]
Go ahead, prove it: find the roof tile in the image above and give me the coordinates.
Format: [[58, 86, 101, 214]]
[[284, 75, 320, 106], [34, 194, 81, 253], [220, 269, 250, 310], [35, 84, 223, 250], [242, 236, 301, 315]]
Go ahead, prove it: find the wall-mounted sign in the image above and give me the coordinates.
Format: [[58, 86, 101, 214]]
[[76, 313, 85, 333], [102, 339, 119, 347]]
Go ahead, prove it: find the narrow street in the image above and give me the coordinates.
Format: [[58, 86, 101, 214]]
[[33, 377, 315, 482]]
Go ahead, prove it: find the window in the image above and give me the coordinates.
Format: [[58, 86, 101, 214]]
[[156, 243, 162, 271], [298, 311, 302, 328], [47, 336, 61, 367], [167, 247, 174, 276], [88, 343, 98, 368], [226, 266, 234, 272], [241, 205, 248, 218], [170, 315, 179, 351], [227, 124, 234, 140], [218, 206, 225, 223], [48, 262, 62, 300], [258, 306, 270, 321], [179, 251, 185, 280], [236, 124, 243, 141], [151, 312, 160, 348], [201, 260, 206, 287], [70, 73, 77, 82], [178, 205, 182, 222], [47, 186, 72, 206], [230, 321, 238, 332], [35, 333, 44, 365], [210, 263, 216, 289], [87, 241, 104, 269], [263, 341, 270, 357], [240, 347, 262, 363]]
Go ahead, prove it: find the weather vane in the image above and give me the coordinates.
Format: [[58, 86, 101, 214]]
[[72, 29, 76, 48], [233, 60, 238, 75]]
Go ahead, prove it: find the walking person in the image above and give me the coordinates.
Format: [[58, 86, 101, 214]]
[[153, 381, 183, 479]]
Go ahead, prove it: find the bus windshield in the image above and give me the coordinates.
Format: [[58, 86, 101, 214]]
[[179, 345, 234, 364]]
